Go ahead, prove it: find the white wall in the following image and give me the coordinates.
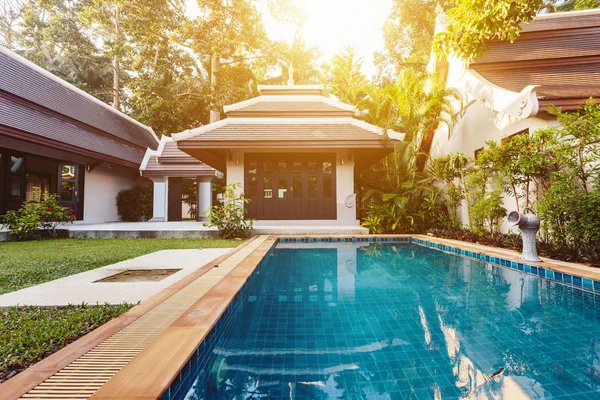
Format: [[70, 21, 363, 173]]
[[226, 148, 359, 226], [83, 163, 139, 223], [429, 59, 559, 232]]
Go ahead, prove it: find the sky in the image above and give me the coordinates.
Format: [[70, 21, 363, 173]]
[[187, 0, 393, 77]]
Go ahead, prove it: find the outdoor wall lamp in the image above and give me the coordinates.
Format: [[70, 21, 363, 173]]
[[236, 157, 240, 166], [341, 157, 345, 165]]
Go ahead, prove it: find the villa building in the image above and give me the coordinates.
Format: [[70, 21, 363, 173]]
[[0, 46, 159, 223], [428, 9, 600, 230], [171, 84, 404, 227]]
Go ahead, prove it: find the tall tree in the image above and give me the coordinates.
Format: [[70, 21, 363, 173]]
[[16, 0, 113, 101], [181, 0, 267, 122], [375, 0, 437, 79], [0, 0, 26, 49], [323, 45, 367, 105], [262, 36, 322, 85]]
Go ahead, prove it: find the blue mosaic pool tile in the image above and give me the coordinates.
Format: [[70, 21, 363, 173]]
[[518, 263, 524, 271], [524, 264, 531, 273], [573, 276, 583, 288], [511, 261, 518, 269], [554, 272, 563, 282], [546, 270, 555, 280], [564, 274, 573, 284], [595, 281, 600, 292], [538, 267, 546, 278], [531, 266, 538, 275]]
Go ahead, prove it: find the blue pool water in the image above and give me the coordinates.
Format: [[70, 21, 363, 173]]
[[181, 243, 600, 399]]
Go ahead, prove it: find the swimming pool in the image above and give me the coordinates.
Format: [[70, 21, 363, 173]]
[[170, 240, 600, 399]]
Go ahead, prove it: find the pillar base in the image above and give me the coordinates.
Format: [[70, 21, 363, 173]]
[[149, 217, 166, 222]]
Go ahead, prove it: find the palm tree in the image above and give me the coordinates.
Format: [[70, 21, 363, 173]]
[[325, 45, 367, 105], [387, 69, 462, 173]]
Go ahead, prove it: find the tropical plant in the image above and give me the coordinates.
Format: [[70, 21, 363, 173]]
[[324, 45, 367, 105], [1, 195, 74, 239], [204, 183, 254, 239], [116, 184, 153, 222], [360, 215, 384, 234]]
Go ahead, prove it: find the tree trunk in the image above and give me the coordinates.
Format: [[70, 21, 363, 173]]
[[209, 55, 221, 123], [4, 28, 12, 49], [112, 5, 121, 110], [512, 184, 520, 211]]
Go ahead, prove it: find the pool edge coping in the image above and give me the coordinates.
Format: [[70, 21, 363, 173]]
[[90, 235, 279, 400]]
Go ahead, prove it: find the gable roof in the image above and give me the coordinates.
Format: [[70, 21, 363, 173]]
[[0, 47, 158, 166], [173, 85, 404, 171], [140, 136, 221, 178], [470, 9, 600, 109], [223, 85, 356, 117]]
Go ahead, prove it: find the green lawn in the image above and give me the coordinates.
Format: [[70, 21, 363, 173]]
[[0, 303, 133, 383], [0, 238, 242, 295]]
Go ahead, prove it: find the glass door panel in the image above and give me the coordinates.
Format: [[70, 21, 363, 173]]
[[58, 163, 79, 218]]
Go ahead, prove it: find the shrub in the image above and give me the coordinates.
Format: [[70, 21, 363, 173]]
[[204, 183, 253, 239], [1, 195, 74, 239], [116, 184, 153, 221]]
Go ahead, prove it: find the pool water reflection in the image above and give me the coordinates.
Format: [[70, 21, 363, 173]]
[[185, 243, 600, 399]]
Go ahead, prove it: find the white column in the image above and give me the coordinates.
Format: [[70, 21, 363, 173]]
[[196, 177, 213, 222], [336, 150, 359, 225], [150, 177, 168, 222]]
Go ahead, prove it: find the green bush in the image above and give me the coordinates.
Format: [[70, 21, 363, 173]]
[[116, 184, 153, 221], [204, 183, 253, 239], [1, 195, 74, 239]]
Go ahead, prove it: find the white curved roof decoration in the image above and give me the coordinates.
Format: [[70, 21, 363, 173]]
[[464, 65, 539, 118], [139, 135, 172, 173]]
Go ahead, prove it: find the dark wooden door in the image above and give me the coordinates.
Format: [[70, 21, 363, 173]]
[[245, 154, 336, 220], [168, 177, 183, 221]]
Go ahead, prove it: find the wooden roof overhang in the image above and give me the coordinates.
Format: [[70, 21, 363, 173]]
[[177, 139, 395, 172], [468, 9, 600, 111]]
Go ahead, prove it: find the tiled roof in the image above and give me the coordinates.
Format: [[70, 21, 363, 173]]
[[0, 47, 158, 152], [176, 120, 399, 144], [140, 137, 220, 177], [230, 100, 352, 113], [470, 9, 600, 102], [0, 95, 145, 165], [223, 90, 356, 116]]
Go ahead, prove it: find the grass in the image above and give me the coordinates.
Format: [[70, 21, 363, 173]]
[[0, 303, 133, 383], [0, 238, 243, 295]]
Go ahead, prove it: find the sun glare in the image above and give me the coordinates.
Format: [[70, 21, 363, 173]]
[[185, 0, 392, 76], [259, 0, 393, 76]]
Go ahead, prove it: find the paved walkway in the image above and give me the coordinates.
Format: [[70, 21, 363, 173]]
[[63, 221, 368, 239], [0, 248, 231, 307]]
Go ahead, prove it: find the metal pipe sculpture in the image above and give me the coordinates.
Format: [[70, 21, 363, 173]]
[[507, 208, 542, 262]]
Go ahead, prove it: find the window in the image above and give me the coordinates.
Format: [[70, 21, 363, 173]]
[[26, 174, 50, 202], [474, 147, 483, 159], [8, 155, 24, 201]]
